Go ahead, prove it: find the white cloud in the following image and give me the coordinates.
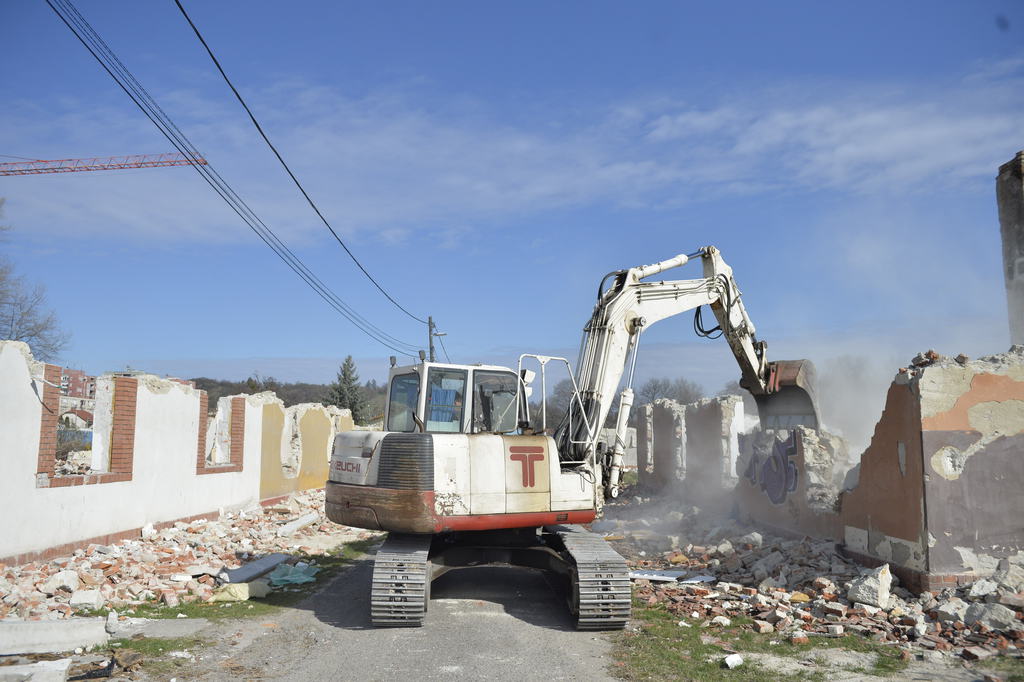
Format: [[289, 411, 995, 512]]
[[2, 59, 1022, 243]]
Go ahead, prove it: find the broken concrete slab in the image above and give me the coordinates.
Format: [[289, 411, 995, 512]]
[[0, 657, 72, 682], [217, 552, 291, 583], [116, 617, 211, 640], [276, 512, 319, 537], [964, 602, 1017, 630], [0, 618, 108, 655]]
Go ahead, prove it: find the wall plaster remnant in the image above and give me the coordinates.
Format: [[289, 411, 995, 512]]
[[282, 401, 333, 479], [733, 346, 1024, 590]]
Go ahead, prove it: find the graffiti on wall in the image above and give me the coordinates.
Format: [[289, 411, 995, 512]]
[[743, 431, 799, 504]]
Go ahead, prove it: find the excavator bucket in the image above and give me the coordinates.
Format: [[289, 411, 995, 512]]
[[754, 360, 820, 430]]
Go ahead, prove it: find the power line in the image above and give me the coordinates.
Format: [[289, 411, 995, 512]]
[[46, 0, 421, 357], [437, 333, 452, 363], [0, 153, 42, 161], [49, 1, 419, 355], [172, 0, 428, 326]]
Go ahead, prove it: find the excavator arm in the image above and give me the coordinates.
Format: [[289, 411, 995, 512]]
[[554, 246, 819, 498]]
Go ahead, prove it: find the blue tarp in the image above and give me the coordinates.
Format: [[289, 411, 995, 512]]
[[429, 386, 456, 422]]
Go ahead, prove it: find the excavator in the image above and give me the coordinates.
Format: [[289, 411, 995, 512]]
[[325, 246, 819, 629]]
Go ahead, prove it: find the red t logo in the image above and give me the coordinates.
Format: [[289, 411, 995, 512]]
[[509, 446, 545, 487]]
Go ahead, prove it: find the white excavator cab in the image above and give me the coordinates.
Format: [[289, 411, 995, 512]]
[[383, 361, 524, 435]]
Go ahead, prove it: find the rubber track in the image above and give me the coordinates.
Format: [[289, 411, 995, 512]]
[[556, 525, 631, 630], [370, 533, 431, 627]]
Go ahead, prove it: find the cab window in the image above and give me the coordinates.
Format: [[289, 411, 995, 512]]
[[472, 371, 519, 433], [425, 368, 467, 433], [387, 373, 419, 432]]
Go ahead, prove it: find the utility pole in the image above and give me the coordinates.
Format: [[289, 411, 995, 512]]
[[428, 316, 436, 362]]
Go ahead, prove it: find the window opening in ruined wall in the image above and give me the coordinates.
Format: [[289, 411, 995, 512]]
[[199, 395, 244, 473], [36, 367, 135, 487], [54, 368, 99, 476]]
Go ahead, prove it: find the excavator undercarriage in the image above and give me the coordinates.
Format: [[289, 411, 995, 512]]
[[370, 526, 631, 629]]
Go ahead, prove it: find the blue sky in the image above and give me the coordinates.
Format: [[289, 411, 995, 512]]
[[2, 0, 1022, 403]]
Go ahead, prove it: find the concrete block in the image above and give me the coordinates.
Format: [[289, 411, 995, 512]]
[[68, 589, 103, 609], [847, 564, 892, 609], [40, 570, 80, 596], [0, 618, 108, 655]]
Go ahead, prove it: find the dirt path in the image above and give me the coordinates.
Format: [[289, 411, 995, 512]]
[[154, 557, 615, 681]]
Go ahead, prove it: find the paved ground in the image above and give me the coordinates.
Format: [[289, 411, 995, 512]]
[[162, 557, 615, 681]]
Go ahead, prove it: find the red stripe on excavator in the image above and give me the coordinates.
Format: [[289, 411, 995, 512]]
[[508, 446, 545, 453], [434, 509, 595, 532]]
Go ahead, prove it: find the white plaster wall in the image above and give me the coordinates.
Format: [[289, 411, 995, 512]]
[[0, 344, 267, 559], [0, 342, 44, 495]]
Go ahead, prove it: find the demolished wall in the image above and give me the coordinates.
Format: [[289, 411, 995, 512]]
[[0, 341, 351, 563], [735, 347, 1024, 592], [916, 349, 1024, 581], [635, 394, 744, 508]]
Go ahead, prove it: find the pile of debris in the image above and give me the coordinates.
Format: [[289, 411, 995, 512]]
[[0, 489, 376, 621], [53, 451, 95, 477], [602, 497, 1024, 664]]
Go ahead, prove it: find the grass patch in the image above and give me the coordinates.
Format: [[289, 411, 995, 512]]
[[611, 600, 909, 681], [106, 635, 207, 677], [977, 655, 1024, 682], [107, 635, 204, 657], [727, 616, 907, 676], [76, 536, 381, 621]]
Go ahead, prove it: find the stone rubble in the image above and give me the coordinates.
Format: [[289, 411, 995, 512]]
[[602, 494, 1024, 665], [0, 489, 378, 622]]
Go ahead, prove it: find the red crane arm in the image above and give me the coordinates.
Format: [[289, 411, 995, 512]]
[[0, 153, 207, 176]]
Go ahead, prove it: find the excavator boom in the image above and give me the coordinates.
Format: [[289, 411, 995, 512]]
[[557, 246, 820, 497]]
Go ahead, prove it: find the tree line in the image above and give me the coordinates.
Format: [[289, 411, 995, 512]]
[[191, 355, 384, 422], [527, 374, 754, 432]]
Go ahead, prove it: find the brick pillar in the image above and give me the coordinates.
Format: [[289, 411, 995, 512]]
[[109, 377, 137, 477], [229, 396, 245, 468], [997, 151, 1024, 345], [196, 391, 209, 472], [35, 364, 62, 484]]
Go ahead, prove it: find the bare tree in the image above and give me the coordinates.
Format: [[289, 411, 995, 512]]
[[0, 200, 70, 361], [718, 378, 758, 417], [637, 376, 704, 406]]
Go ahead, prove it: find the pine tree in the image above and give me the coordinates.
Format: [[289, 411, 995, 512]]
[[326, 355, 366, 423]]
